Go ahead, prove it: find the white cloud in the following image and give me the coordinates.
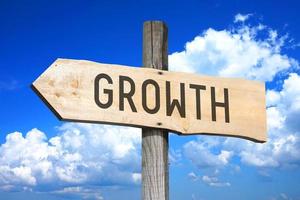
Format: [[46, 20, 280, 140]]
[[183, 138, 233, 168], [267, 107, 285, 130], [188, 172, 199, 181], [202, 175, 230, 187], [240, 150, 279, 167], [169, 21, 297, 81], [266, 90, 281, 107], [234, 13, 252, 23], [53, 186, 104, 200], [187, 170, 230, 187], [169, 148, 182, 165], [132, 173, 141, 184], [0, 123, 141, 193], [266, 73, 300, 133]]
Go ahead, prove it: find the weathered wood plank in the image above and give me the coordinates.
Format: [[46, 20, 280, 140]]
[[32, 57, 266, 142], [31, 57, 267, 142], [142, 21, 169, 200]]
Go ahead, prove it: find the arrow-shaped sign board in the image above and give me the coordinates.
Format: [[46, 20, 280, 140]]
[[32, 58, 267, 142]]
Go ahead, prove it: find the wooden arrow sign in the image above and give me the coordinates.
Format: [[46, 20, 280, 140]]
[[32, 58, 267, 142]]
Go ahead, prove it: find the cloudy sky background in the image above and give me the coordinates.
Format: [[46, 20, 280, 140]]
[[1, 1, 300, 200]]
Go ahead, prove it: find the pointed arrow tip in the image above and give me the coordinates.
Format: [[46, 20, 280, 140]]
[[31, 83, 63, 121]]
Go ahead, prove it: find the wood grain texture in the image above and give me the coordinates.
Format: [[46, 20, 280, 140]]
[[142, 21, 169, 200]]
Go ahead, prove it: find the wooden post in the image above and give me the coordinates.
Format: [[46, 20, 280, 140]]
[[142, 21, 169, 200]]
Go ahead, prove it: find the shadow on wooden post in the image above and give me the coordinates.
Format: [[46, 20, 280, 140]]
[[142, 21, 169, 200]]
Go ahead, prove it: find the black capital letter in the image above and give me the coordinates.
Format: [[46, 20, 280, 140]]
[[94, 73, 113, 109], [211, 87, 230, 123], [190, 84, 206, 120], [166, 81, 186, 118], [142, 79, 160, 114], [119, 76, 137, 112]]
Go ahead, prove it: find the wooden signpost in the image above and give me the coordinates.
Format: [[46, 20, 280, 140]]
[[32, 21, 267, 200], [32, 58, 267, 142]]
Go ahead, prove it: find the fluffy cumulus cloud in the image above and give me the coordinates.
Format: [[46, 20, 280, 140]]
[[183, 137, 233, 168], [170, 14, 300, 172], [0, 123, 141, 197], [169, 15, 297, 81]]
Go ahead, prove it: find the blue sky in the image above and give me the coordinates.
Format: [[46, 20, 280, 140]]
[[1, 0, 300, 200]]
